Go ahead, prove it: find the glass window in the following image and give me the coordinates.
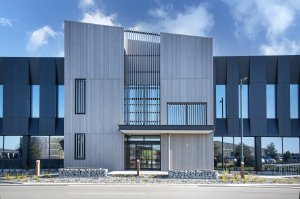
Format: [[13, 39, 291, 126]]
[[261, 137, 282, 170], [223, 137, 234, 168], [30, 136, 49, 159], [167, 102, 207, 125], [50, 136, 64, 159], [216, 85, 226, 118], [4, 136, 22, 159], [234, 137, 255, 169], [0, 85, 3, 118], [0, 136, 3, 159], [283, 137, 300, 163], [290, 84, 299, 118], [31, 85, 40, 118], [58, 85, 64, 118], [214, 137, 222, 169], [75, 79, 86, 114], [74, 133, 85, 160], [238, 85, 248, 118], [266, 84, 276, 118]]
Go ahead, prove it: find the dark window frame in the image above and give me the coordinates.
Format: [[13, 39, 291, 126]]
[[74, 133, 85, 160], [75, 79, 86, 114]]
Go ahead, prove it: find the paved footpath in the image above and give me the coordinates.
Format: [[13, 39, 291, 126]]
[[0, 184, 299, 199]]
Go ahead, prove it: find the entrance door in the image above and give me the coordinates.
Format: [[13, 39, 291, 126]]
[[125, 136, 161, 170]]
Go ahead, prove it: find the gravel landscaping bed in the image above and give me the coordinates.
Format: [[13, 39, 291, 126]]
[[0, 174, 296, 184]]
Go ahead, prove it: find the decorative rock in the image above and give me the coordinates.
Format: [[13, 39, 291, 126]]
[[58, 168, 108, 178], [168, 170, 218, 179]]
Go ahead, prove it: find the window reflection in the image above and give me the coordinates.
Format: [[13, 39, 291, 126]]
[[50, 136, 64, 159], [266, 85, 276, 118], [283, 137, 300, 163], [31, 85, 40, 118], [216, 85, 226, 118], [58, 85, 64, 118], [3, 136, 22, 159], [290, 84, 299, 118], [30, 136, 49, 159], [238, 85, 248, 118]]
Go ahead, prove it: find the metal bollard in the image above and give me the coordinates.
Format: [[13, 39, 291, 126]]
[[36, 160, 40, 176], [136, 159, 140, 176]]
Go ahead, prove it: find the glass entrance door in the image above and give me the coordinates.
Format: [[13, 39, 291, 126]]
[[125, 136, 161, 170]]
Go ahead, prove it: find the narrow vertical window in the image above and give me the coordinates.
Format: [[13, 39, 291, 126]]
[[238, 85, 248, 118], [216, 85, 226, 118], [75, 133, 85, 160], [0, 85, 3, 118], [290, 84, 299, 118], [75, 79, 86, 114], [58, 85, 64, 118], [266, 84, 276, 118], [31, 85, 40, 118]]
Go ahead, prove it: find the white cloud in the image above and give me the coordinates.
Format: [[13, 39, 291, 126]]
[[26, 25, 59, 53], [0, 17, 12, 27], [224, 0, 300, 55], [260, 39, 300, 55], [79, 0, 95, 9], [81, 10, 118, 26], [79, 0, 119, 26], [56, 50, 64, 57], [135, 4, 214, 37]]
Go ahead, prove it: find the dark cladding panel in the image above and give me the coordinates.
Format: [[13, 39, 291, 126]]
[[227, 57, 239, 84], [56, 118, 64, 135], [266, 56, 277, 84], [290, 56, 300, 84], [40, 84, 57, 117], [250, 57, 266, 83], [39, 118, 56, 135], [238, 56, 250, 83], [291, 119, 300, 137], [214, 57, 227, 84], [267, 119, 278, 136], [278, 56, 290, 83], [214, 119, 227, 136], [250, 119, 267, 136], [3, 118, 28, 135], [3, 58, 29, 84], [278, 119, 291, 137], [29, 58, 40, 84], [0, 58, 3, 84], [4, 84, 30, 117], [249, 84, 266, 118], [56, 58, 64, 84], [39, 58, 56, 84]]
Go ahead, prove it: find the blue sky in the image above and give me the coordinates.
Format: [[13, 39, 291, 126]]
[[1, 0, 300, 57]]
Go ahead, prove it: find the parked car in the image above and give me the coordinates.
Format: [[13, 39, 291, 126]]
[[262, 156, 276, 164]]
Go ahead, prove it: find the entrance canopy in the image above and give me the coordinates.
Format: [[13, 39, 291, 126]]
[[119, 125, 214, 135]]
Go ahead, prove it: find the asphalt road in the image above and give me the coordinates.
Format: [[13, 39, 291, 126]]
[[0, 184, 299, 199]]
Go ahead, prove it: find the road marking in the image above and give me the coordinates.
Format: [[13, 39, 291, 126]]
[[68, 192, 146, 195]]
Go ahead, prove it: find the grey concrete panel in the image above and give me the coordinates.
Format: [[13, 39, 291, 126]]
[[64, 21, 124, 170], [161, 134, 170, 171], [160, 33, 213, 126], [169, 134, 214, 170]]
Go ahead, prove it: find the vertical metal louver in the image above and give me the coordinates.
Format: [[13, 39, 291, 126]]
[[74, 133, 85, 160], [75, 79, 86, 114], [124, 30, 161, 125], [167, 102, 207, 125]]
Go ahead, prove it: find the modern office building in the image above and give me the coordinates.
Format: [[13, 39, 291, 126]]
[[0, 21, 299, 171]]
